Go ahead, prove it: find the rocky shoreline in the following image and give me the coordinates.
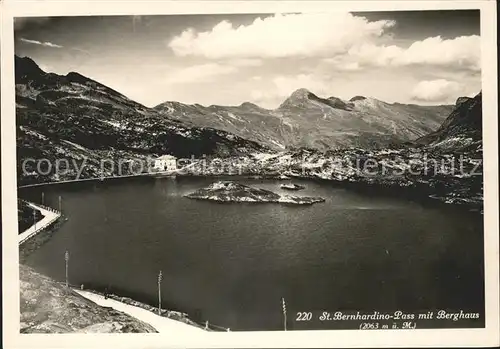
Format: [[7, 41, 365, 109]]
[[19, 264, 158, 333], [18, 166, 483, 212], [185, 181, 325, 205]]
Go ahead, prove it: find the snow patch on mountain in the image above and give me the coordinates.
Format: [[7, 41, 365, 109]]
[[62, 139, 88, 151], [99, 119, 127, 130], [19, 126, 49, 140], [226, 112, 243, 122]]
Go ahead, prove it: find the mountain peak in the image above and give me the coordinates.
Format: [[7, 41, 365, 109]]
[[15, 55, 45, 79], [349, 96, 367, 102], [240, 101, 261, 109], [289, 88, 313, 99], [66, 71, 91, 84], [15, 55, 39, 68], [278, 88, 316, 109], [327, 96, 354, 110], [416, 91, 482, 149], [455, 96, 472, 106]]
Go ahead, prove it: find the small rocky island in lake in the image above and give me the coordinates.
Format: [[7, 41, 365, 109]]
[[280, 183, 305, 191], [185, 181, 325, 205]]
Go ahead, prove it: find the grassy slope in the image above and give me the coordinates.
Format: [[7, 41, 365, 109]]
[[20, 264, 157, 333]]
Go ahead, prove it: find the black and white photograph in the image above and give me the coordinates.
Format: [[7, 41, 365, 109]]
[[2, 0, 499, 347]]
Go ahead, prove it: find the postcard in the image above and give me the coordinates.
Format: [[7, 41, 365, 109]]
[[2, 0, 499, 348]]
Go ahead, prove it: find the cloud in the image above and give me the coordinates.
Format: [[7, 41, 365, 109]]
[[328, 35, 481, 72], [168, 13, 480, 73], [168, 13, 395, 59], [345, 43, 403, 67], [19, 37, 63, 48], [225, 58, 263, 67], [322, 57, 362, 71], [394, 35, 480, 71], [410, 79, 468, 103], [165, 63, 237, 84], [164, 60, 260, 85]]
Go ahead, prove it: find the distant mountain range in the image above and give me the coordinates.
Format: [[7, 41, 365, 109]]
[[15, 55, 483, 209], [233, 93, 483, 208], [155, 88, 453, 150], [15, 54, 456, 159]]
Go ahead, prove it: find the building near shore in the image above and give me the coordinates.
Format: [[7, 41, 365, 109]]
[[153, 155, 178, 172]]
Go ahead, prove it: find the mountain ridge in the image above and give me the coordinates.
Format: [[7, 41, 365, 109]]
[[154, 88, 450, 112], [155, 87, 454, 150], [15, 54, 480, 197], [416, 92, 482, 151], [15, 55, 267, 185]]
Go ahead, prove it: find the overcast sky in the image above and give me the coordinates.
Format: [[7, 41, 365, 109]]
[[14, 11, 481, 108]]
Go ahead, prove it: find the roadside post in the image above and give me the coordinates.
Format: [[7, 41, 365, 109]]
[[158, 270, 162, 315], [65, 250, 69, 288], [282, 297, 287, 331]]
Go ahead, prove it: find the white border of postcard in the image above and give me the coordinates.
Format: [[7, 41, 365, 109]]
[[2, 0, 499, 348]]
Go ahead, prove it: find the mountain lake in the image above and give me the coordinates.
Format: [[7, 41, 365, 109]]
[[19, 176, 484, 330]]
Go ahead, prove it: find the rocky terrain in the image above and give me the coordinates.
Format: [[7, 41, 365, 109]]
[[185, 181, 325, 205], [280, 183, 305, 190], [19, 264, 157, 333], [416, 93, 482, 152], [179, 93, 483, 210], [155, 88, 453, 150], [16, 55, 266, 185], [15, 55, 482, 210]]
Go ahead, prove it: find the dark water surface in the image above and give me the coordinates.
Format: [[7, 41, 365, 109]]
[[20, 177, 484, 330]]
